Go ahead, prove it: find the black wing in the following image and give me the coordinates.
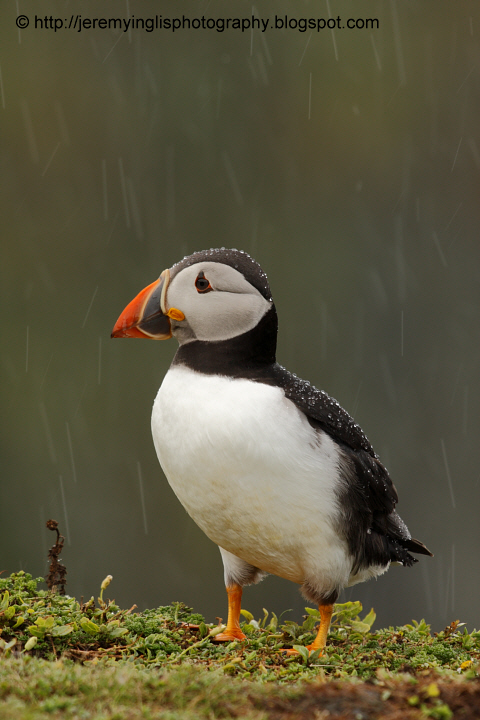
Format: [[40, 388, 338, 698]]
[[270, 365, 377, 456], [268, 364, 433, 572]]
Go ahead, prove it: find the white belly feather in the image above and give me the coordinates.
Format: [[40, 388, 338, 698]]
[[151, 366, 354, 592]]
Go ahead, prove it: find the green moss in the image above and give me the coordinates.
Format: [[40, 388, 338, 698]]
[[0, 657, 476, 720], [0, 572, 479, 686]]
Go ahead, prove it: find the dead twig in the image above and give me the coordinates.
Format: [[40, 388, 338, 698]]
[[46, 519, 67, 595]]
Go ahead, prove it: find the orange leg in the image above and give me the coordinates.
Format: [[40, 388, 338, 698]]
[[213, 584, 246, 642], [284, 603, 334, 655], [307, 603, 334, 652]]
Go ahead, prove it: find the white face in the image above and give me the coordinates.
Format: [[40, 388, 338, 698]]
[[166, 262, 272, 344]]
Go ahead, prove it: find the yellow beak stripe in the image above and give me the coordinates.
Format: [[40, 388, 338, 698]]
[[166, 307, 185, 322]]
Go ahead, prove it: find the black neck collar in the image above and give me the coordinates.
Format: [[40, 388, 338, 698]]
[[171, 305, 278, 378]]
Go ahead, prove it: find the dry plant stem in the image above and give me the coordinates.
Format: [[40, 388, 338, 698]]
[[45, 519, 67, 595]]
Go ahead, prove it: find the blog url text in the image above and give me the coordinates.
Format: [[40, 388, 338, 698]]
[[16, 14, 380, 33]]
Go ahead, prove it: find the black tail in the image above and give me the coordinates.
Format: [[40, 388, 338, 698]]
[[403, 537, 434, 557]]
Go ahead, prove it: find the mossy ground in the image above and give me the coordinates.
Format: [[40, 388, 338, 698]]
[[1, 572, 479, 718]]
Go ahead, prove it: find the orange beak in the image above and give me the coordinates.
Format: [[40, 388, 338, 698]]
[[111, 269, 175, 339]]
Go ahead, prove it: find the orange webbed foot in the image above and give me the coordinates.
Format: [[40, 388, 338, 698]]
[[280, 602, 334, 657], [281, 644, 324, 656], [212, 629, 246, 643], [213, 584, 246, 643]]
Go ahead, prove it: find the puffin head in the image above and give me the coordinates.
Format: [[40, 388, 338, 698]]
[[111, 248, 275, 348]]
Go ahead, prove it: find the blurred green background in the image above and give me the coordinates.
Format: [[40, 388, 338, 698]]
[[1, 0, 479, 632]]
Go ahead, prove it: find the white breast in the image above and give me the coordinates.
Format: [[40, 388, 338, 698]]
[[151, 366, 353, 591]]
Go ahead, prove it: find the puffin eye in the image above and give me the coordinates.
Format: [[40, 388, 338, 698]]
[[195, 271, 213, 294]]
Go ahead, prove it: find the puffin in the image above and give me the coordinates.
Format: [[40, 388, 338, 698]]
[[111, 248, 432, 654]]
